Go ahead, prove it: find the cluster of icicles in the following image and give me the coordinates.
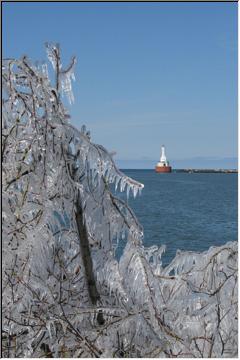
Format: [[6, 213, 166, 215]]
[[2, 45, 237, 358]]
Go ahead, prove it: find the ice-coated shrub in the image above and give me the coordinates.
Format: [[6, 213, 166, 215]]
[[2, 44, 237, 358]]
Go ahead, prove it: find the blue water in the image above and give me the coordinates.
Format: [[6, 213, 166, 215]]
[[116, 171, 238, 265]]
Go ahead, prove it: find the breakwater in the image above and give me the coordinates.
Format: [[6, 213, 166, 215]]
[[174, 168, 237, 173]]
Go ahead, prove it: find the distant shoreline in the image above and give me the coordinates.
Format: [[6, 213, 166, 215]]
[[121, 169, 238, 173]]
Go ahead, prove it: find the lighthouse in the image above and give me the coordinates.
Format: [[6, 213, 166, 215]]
[[155, 145, 172, 173]]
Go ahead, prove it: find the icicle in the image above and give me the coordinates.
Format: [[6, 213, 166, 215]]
[[132, 185, 138, 198], [120, 178, 126, 192], [115, 175, 121, 192], [126, 183, 130, 200], [45, 43, 57, 70], [41, 63, 49, 78], [60, 67, 76, 105], [46, 320, 55, 339]]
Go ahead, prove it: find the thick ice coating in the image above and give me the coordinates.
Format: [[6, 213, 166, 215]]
[[2, 45, 237, 358]]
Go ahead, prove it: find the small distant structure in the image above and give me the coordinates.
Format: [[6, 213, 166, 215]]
[[155, 145, 172, 173]]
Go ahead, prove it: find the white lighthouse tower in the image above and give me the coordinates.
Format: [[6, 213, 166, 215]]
[[155, 145, 172, 173], [160, 145, 168, 164]]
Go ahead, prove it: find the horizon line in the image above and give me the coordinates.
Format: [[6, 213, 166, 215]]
[[119, 168, 238, 171]]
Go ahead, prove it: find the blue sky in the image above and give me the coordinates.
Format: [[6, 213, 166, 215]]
[[3, 2, 237, 168]]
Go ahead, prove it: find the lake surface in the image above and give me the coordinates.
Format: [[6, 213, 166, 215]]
[[116, 170, 237, 265]]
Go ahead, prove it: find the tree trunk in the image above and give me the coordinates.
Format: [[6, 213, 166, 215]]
[[75, 196, 100, 305]]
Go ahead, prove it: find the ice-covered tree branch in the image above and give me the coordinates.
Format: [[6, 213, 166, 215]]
[[2, 44, 237, 358]]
